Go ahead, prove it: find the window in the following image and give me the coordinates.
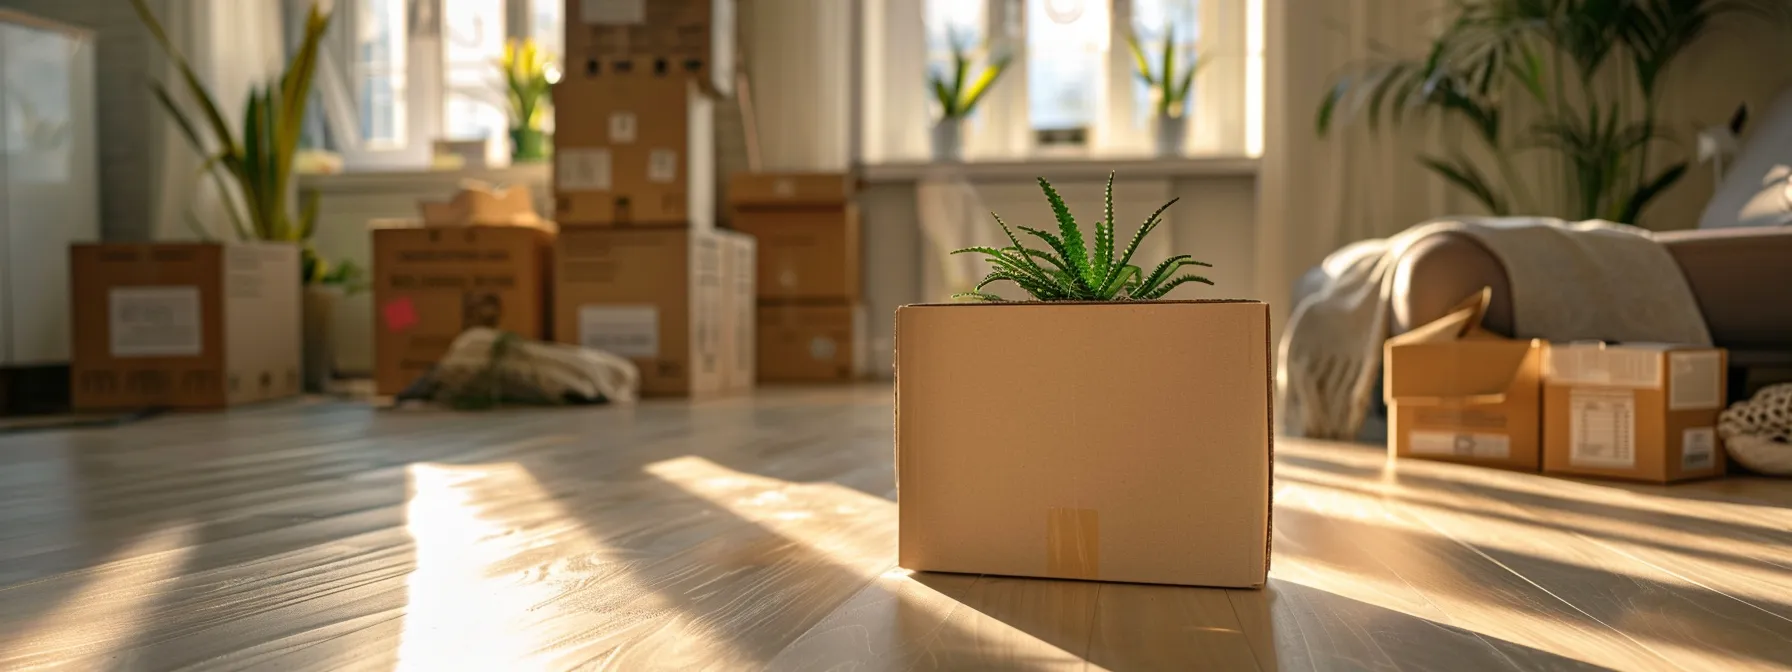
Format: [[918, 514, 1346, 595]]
[[862, 0, 1263, 162], [353, 0, 407, 147]]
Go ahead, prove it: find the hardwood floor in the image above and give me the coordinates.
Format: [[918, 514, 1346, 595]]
[[1, 384, 1789, 670]]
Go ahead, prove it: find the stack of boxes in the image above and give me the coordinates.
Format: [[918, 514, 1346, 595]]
[[552, 0, 751, 397], [728, 173, 866, 382]]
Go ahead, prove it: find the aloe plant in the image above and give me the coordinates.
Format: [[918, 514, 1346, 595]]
[[1127, 25, 1206, 119], [930, 30, 1011, 119], [953, 173, 1213, 302]]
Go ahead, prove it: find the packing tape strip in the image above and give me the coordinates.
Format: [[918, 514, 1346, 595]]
[[1046, 507, 1100, 580]]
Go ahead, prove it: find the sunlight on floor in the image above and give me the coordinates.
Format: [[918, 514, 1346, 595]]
[[0, 525, 195, 667]]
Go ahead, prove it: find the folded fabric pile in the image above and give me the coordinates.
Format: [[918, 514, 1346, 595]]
[[396, 328, 640, 409]]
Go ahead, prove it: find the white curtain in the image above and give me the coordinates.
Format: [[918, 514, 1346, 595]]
[[152, 0, 288, 240], [744, 0, 853, 170]]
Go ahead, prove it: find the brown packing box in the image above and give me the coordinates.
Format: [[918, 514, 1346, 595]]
[[554, 227, 725, 397], [70, 242, 301, 410], [563, 0, 734, 93], [372, 225, 554, 396], [729, 205, 861, 301], [1384, 289, 1544, 471], [757, 303, 866, 382], [1542, 343, 1728, 483], [716, 229, 757, 390], [553, 72, 714, 228], [728, 172, 855, 208], [896, 301, 1272, 588]]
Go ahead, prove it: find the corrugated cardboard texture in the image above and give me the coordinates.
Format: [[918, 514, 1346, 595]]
[[716, 230, 757, 390], [896, 300, 1272, 588], [1385, 339, 1544, 471], [553, 72, 714, 228], [728, 172, 855, 208], [563, 0, 733, 92], [554, 227, 724, 397], [1542, 345, 1728, 483], [372, 226, 553, 396], [70, 243, 300, 410], [729, 205, 860, 301], [757, 303, 863, 382]]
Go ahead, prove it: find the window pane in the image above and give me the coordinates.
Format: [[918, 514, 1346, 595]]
[[533, 0, 563, 70], [1026, 0, 1108, 135], [356, 0, 407, 146], [443, 0, 507, 143], [1130, 0, 1199, 124]]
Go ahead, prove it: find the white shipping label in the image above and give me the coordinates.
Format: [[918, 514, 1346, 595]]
[[110, 286, 203, 357], [581, 0, 645, 24], [608, 112, 638, 144], [1409, 431, 1512, 459], [1546, 346, 1662, 388], [1669, 351, 1723, 410], [1682, 427, 1717, 471], [772, 178, 797, 198], [1570, 390, 1638, 468], [558, 148, 613, 191], [647, 149, 679, 183], [809, 336, 838, 361], [579, 305, 659, 358]]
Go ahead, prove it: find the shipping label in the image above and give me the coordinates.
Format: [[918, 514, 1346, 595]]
[[109, 286, 203, 357], [1409, 431, 1511, 459], [1668, 351, 1723, 410], [558, 148, 613, 191], [579, 305, 659, 358], [1570, 389, 1637, 468]]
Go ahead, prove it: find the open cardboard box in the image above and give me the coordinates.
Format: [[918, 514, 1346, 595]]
[[1383, 288, 1545, 471], [895, 300, 1272, 588]]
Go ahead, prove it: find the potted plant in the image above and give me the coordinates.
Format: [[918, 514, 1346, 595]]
[[301, 259, 367, 392], [895, 173, 1272, 588], [500, 38, 558, 162], [927, 32, 1010, 162], [1128, 25, 1205, 158], [131, 0, 355, 392]]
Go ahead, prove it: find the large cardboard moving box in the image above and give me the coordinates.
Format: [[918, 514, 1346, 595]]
[[553, 71, 714, 228], [757, 303, 865, 382], [729, 172, 855, 208], [70, 243, 301, 409], [372, 225, 553, 395], [730, 205, 860, 301], [896, 301, 1273, 588], [716, 229, 757, 390], [563, 0, 734, 93], [554, 227, 724, 396], [1542, 343, 1727, 483], [1384, 290, 1544, 471]]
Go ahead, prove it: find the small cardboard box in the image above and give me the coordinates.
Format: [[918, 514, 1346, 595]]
[[1384, 289, 1544, 471], [757, 303, 865, 382], [372, 225, 554, 395], [896, 300, 1273, 588], [554, 227, 725, 397], [70, 242, 301, 409], [729, 205, 860, 301], [553, 72, 714, 228], [716, 228, 757, 390], [728, 172, 855, 208], [1542, 343, 1728, 483], [563, 0, 734, 93]]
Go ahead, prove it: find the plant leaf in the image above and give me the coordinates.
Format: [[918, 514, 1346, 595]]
[[1108, 197, 1178, 288], [1618, 162, 1688, 225], [1126, 31, 1155, 85], [957, 54, 1010, 117], [952, 291, 1006, 302], [1095, 171, 1115, 279], [1103, 264, 1140, 298], [1418, 155, 1508, 215], [1140, 274, 1215, 300], [1036, 178, 1091, 284]]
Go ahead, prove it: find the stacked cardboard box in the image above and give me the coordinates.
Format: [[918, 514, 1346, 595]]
[[1384, 290, 1545, 471], [563, 0, 734, 93], [728, 173, 865, 382]]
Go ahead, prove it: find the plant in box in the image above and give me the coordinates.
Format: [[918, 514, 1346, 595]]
[[896, 173, 1272, 588]]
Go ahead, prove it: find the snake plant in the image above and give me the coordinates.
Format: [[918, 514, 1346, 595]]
[[1128, 25, 1206, 119], [953, 173, 1213, 302]]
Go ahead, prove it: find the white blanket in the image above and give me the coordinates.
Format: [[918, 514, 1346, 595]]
[[1279, 217, 1713, 439]]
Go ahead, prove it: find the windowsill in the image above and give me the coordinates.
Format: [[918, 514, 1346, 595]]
[[858, 155, 1259, 183], [297, 162, 551, 193]]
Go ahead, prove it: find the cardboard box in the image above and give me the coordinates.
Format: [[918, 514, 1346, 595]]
[[564, 0, 734, 93], [70, 242, 301, 409], [896, 300, 1273, 588], [757, 303, 865, 382], [730, 205, 860, 301], [1542, 343, 1728, 483], [728, 172, 855, 208], [1384, 289, 1544, 471], [553, 73, 714, 228], [716, 229, 757, 390], [554, 227, 725, 397], [372, 225, 554, 395]]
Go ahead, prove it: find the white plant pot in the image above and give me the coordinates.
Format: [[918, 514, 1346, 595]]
[[302, 284, 341, 393], [1155, 112, 1188, 158], [931, 119, 965, 163]]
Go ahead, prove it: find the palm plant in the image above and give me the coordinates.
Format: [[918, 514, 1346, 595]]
[[929, 30, 1012, 120], [129, 0, 341, 284], [1128, 25, 1206, 119], [1317, 0, 1792, 225], [953, 173, 1213, 301]]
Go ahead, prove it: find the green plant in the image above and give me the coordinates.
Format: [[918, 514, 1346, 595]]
[[129, 0, 341, 283], [953, 173, 1212, 301], [500, 38, 557, 131], [929, 30, 1012, 120], [1127, 24, 1206, 118], [1316, 0, 1792, 225]]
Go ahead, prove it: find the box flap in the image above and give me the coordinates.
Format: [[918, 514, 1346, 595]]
[[1385, 289, 1538, 405], [1386, 288, 1493, 346]]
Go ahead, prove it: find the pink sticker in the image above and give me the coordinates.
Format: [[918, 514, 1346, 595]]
[[382, 296, 418, 332]]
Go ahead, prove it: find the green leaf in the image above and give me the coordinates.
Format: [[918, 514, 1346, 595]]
[[1102, 264, 1140, 299], [1095, 171, 1115, 279], [1418, 155, 1508, 215], [1036, 178, 1091, 283], [952, 291, 1006, 302], [957, 54, 1010, 117], [1015, 227, 1095, 294], [1127, 32, 1156, 85], [1617, 162, 1688, 225], [930, 73, 956, 117], [1316, 81, 1346, 136], [1134, 255, 1214, 297], [1140, 274, 1214, 300], [1109, 197, 1178, 288], [1161, 24, 1176, 116]]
